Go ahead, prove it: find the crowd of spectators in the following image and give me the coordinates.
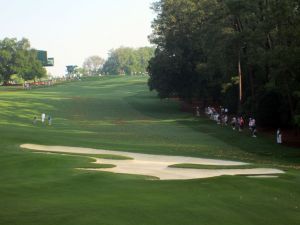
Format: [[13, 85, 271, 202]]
[[204, 106, 257, 138], [202, 106, 282, 143]]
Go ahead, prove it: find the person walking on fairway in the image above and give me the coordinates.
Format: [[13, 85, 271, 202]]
[[48, 115, 52, 125], [41, 113, 46, 124], [33, 116, 37, 125]]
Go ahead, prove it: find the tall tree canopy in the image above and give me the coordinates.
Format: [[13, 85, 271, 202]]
[[102, 47, 155, 75], [0, 38, 46, 84], [82, 55, 105, 76], [148, 0, 300, 127]]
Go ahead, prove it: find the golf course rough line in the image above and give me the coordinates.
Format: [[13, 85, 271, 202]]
[[20, 144, 284, 180]]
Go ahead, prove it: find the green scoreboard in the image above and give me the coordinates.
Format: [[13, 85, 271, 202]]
[[37, 50, 54, 67]]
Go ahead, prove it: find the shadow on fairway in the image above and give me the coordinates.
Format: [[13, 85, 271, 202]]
[[125, 93, 300, 167]]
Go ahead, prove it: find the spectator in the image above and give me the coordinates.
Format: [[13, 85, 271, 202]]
[[41, 113, 46, 124], [239, 117, 244, 132], [277, 128, 282, 144], [33, 116, 37, 125], [48, 115, 52, 125], [223, 115, 228, 126], [224, 108, 228, 114], [231, 117, 237, 130], [250, 118, 257, 137]]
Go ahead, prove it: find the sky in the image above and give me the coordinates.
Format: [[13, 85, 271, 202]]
[[0, 0, 155, 76]]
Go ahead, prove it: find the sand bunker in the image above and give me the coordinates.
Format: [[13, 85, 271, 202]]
[[20, 144, 284, 180]]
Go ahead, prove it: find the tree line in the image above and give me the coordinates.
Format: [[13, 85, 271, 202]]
[[148, 0, 300, 127], [102, 47, 154, 75], [0, 37, 154, 83], [0, 38, 46, 84], [79, 47, 155, 76]]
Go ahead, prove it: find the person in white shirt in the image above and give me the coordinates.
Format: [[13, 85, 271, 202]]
[[277, 129, 282, 144], [41, 113, 46, 123]]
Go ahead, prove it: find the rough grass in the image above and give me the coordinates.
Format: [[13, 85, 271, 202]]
[[0, 76, 299, 225]]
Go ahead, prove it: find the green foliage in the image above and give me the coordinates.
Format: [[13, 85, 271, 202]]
[[0, 38, 46, 84], [148, 0, 300, 126], [82, 55, 105, 76], [19, 49, 46, 81], [102, 47, 154, 75], [10, 74, 24, 84]]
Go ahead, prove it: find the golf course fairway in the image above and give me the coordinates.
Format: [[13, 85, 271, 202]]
[[0, 76, 299, 225]]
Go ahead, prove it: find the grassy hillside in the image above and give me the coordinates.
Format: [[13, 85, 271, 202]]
[[0, 76, 299, 225]]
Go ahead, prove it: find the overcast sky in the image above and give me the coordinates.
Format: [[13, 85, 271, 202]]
[[0, 0, 155, 76]]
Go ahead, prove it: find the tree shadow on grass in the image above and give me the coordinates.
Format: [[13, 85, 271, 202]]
[[125, 93, 300, 166], [124, 93, 186, 120], [177, 119, 300, 165]]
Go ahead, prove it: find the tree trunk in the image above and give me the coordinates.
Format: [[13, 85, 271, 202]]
[[248, 64, 255, 113], [238, 51, 243, 105]]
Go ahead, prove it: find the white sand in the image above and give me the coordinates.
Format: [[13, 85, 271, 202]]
[[20, 144, 284, 180]]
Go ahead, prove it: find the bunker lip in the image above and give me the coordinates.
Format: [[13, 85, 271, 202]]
[[20, 144, 284, 180]]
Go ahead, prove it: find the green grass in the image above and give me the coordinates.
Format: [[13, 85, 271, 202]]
[[0, 75, 299, 225], [76, 164, 116, 169], [25, 150, 133, 160]]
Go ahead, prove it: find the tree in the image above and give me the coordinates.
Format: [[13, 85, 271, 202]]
[[0, 37, 46, 84], [102, 47, 154, 75], [0, 38, 23, 84], [82, 56, 105, 76], [149, 0, 224, 100], [148, 0, 300, 127], [19, 49, 46, 81]]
